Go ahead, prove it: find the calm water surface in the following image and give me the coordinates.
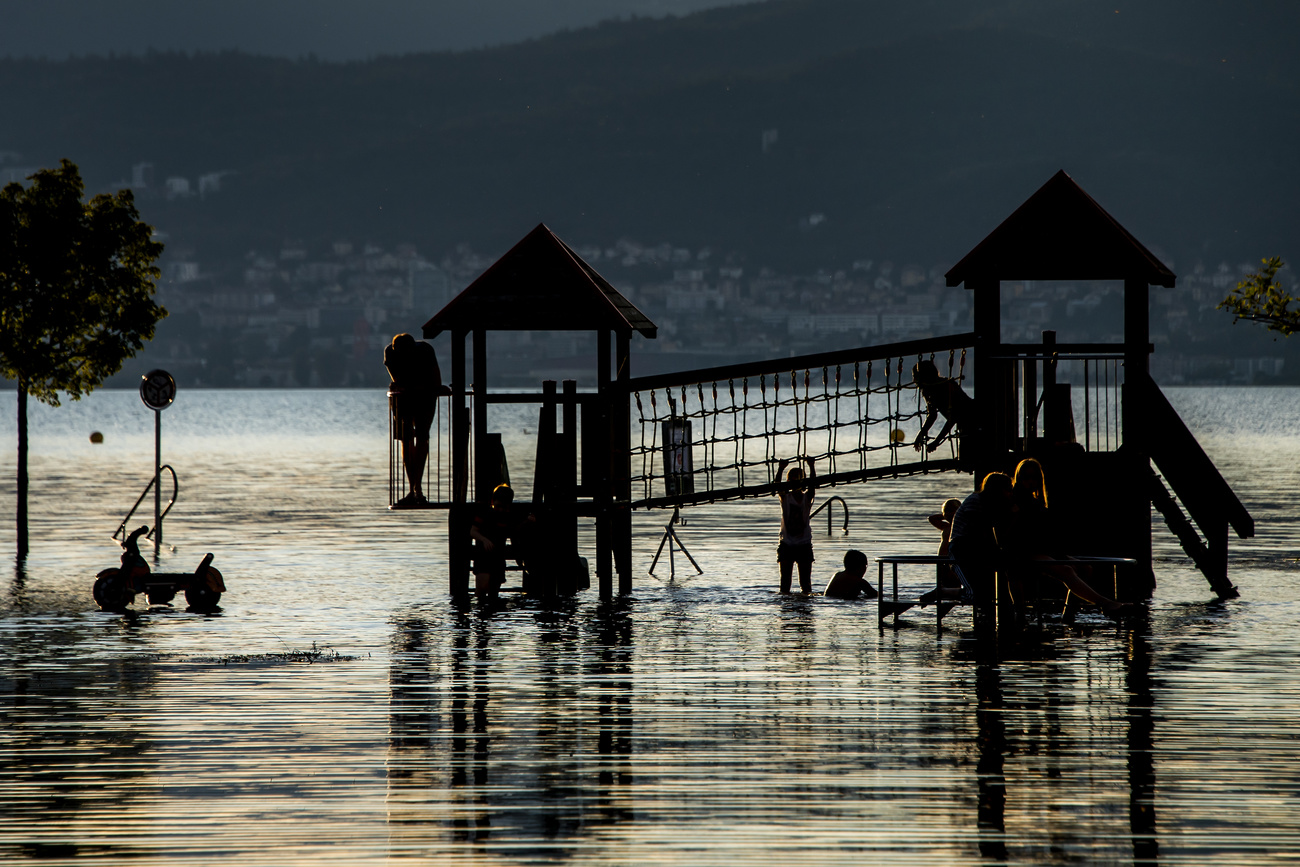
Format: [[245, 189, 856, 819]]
[[1, 387, 1298, 865]]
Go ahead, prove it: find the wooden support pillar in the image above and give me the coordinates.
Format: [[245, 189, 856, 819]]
[[615, 330, 633, 594], [558, 379, 581, 596], [1124, 278, 1153, 584], [529, 380, 558, 597], [970, 278, 1003, 482], [596, 328, 613, 600], [1021, 346, 1037, 449], [449, 329, 470, 597], [472, 328, 489, 506]]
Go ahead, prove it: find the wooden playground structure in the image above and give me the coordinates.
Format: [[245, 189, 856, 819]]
[[397, 171, 1252, 605]]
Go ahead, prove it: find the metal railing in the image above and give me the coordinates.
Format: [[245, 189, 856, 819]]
[[997, 337, 1129, 453], [113, 464, 178, 543], [388, 391, 470, 508], [810, 495, 849, 536]]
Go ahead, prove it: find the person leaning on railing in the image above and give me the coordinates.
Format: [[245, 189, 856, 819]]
[[385, 332, 448, 508]]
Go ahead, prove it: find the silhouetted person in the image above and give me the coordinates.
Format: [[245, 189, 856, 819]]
[[470, 484, 534, 598], [824, 549, 877, 599], [912, 359, 975, 454], [949, 472, 1014, 604], [1006, 458, 1131, 619], [775, 456, 817, 593], [919, 496, 965, 606], [385, 333, 445, 508]]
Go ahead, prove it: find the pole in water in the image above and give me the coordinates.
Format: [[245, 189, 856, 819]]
[[154, 408, 161, 558], [139, 369, 176, 561]]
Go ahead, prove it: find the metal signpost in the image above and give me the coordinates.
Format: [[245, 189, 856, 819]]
[[139, 370, 176, 557]]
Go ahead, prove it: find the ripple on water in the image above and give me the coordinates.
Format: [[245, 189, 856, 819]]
[[1, 388, 1299, 864]]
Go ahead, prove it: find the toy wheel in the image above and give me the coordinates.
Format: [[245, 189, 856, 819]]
[[185, 584, 222, 611], [93, 570, 133, 611]]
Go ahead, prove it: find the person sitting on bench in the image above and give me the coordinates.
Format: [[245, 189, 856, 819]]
[[470, 484, 534, 598]]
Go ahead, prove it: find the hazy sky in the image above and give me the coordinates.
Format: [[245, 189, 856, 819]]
[[1, 0, 756, 60]]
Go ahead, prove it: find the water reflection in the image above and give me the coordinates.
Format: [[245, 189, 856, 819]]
[[386, 601, 635, 856], [1126, 624, 1159, 866], [974, 657, 1008, 862], [958, 620, 1163, 865], [0, 620, 157, 861]]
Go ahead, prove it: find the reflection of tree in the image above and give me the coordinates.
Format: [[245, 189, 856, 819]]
[[1, 622, 157, 859]]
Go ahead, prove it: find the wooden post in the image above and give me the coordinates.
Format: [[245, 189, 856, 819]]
[[1021, 346, 1037, 450], [615, 330, 633, 594], [472, 329, 489, 506], [559, 379, 580, 596], [530, 380, 558, 596], [970, 278, 1003, 482], [596, 328, 613, 600], [449, 329, 470, 596], [1124, 278, 1153, 589]]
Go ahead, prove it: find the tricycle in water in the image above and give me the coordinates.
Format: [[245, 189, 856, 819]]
[[93, 525, 225, 612]]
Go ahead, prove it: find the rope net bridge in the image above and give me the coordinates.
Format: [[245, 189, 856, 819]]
[[626, 334, 975, 509]]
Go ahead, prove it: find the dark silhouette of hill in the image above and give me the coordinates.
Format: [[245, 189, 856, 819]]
[[1, 0, 1296, 270]]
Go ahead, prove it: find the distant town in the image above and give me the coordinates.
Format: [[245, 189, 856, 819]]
[[133, 232, 1299, 390], [6, 156, 1294, 390]]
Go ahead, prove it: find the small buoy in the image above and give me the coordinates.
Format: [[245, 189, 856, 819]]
[[891, 428, 906, 444], [89, 431, 104, 444]]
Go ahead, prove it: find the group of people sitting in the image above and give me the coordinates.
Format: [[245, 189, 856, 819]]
[[775, 452, 1132, 619], [946, 459, 1133, 619]]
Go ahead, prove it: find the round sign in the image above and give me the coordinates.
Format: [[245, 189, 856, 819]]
[[140, 369, 176, 410]]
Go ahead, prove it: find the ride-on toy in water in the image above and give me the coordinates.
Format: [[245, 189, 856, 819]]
[[93, 525, 225, 611]]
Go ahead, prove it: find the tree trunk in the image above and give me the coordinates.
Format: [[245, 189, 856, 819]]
[[17, 382, 27, 559]]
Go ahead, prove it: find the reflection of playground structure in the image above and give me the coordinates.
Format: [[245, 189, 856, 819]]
[[386, 601, 1162, 860], [967, 627, 1159, 863], [385, 604, 634, 855]]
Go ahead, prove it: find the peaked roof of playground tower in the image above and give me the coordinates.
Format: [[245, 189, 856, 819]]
[[423, 223, 657, 338], [945, 170, 1177, 288]]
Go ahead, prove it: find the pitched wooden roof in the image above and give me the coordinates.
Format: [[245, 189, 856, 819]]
[[945, 170, 1176, 289], [422, 224, 657, 338]]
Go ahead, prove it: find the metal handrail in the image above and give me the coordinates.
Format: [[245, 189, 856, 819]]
[[113, 465, 178, 542], [810, 495, 849, 536]]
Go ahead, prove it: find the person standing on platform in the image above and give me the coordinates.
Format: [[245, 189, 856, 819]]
[[384, 332, 444, 508], [775, 456, 817, 594]]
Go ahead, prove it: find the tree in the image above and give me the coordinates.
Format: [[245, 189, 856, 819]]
[[1218, 257, 1297, 336], [0, 159, 166, 557]]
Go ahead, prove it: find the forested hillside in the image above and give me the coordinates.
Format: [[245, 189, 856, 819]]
[[1, 0, 1296, 269]]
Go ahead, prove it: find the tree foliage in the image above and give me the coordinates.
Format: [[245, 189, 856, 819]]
[[0, 159, 166, 404], [1218, 257, 1297, 337]]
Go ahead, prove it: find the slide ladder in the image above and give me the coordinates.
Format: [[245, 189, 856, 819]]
[[1143, 375, 1252, 599]]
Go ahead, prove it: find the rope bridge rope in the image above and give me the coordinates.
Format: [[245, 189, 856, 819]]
[[629, 338, 971, 509]]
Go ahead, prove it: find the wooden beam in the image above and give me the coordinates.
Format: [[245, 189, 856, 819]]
[[597, 329, 613, 600], [615, 330, 633, 593], [449, 329, 469, 596]]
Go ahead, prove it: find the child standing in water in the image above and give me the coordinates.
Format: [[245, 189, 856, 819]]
[[775, 456, 817, 593]]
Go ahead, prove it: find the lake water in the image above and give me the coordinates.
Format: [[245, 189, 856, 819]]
[[1, 387, 1298, 865]]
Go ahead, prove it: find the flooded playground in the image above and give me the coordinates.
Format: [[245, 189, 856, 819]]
[[2, 386, 1300, 865]]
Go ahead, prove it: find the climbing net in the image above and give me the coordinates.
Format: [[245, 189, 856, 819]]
[[629, 345, 969, 507]]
